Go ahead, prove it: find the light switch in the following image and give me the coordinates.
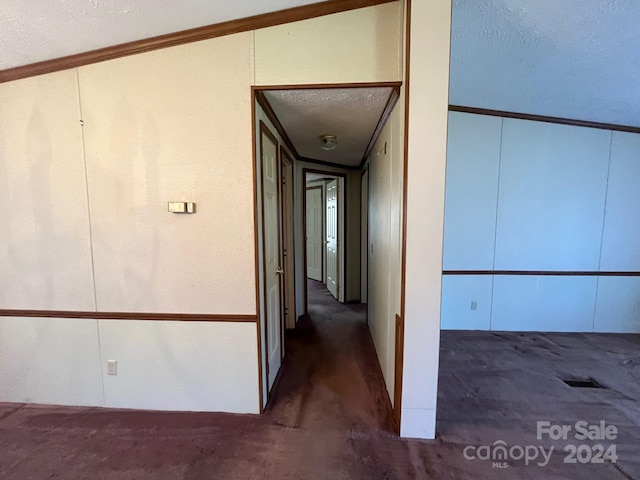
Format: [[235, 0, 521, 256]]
[[168, 202, 186, 213], [168, 201, 196, 214]]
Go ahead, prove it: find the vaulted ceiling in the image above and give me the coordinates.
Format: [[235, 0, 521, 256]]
[[450, 0, 640, 127], [0, 0, 321, 70], [2, 1, 639, 128]]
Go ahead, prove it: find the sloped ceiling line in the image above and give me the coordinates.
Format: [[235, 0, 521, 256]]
[[0, 0, 396, 83]]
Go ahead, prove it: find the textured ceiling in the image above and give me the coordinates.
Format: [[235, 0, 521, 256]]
[[306, 173, 337, 183], [0, 0, 321, 70], [264, 87, 394, 166], [450, 0, 640, 127]]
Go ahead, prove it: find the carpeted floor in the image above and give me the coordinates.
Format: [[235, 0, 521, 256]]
[[1, 280, 639, 479]]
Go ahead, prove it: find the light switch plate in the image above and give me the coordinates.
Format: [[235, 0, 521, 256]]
[[168, 202, 186, 213]]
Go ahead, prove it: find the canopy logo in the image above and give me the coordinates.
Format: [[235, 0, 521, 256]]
[[463, 441, 553, 468], [463, 421, 618, 469]]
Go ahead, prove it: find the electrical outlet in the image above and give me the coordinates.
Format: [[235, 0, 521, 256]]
[[107, 360, 118, 376], [470, 301, 478, 311]]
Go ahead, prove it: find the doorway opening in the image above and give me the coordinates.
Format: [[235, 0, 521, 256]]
[[303, 170, 346, 309], [252, 83, 403, 426]]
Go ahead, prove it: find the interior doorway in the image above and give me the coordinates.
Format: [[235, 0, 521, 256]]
[[258, 121, 284, 396], [305, 185, 323, 282], [303, 170, 346, 307], [253, 83, 401, 413]]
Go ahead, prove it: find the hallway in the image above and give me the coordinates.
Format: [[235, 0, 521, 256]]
[[266, 279, 395, 432]]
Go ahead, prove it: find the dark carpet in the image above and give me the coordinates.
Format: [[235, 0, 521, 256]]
[[1, 280, 639, 479]]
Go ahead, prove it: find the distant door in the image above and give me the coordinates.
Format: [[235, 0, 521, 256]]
[[260, 123, 283, 391], [306, 187, 323, 282], [326, 179, 339, 299]]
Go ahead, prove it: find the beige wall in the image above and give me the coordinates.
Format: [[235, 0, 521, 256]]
[[0, 70, 95, 311], [1, 2, 401, 316], [0, 33, 262, 413], [366, 95, 404, 405], [401, 0, 452, 439], [78, 33, 256, 314], [0, 3, 405, 415], [255, 2, 403, 85]]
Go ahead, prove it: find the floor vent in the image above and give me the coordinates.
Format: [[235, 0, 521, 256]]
[[563, 379, 605, 389]]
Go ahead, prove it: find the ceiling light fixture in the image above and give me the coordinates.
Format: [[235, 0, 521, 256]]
[[319, 134, 338, 151]]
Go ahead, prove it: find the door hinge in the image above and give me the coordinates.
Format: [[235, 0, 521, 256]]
[[283, 249, 288, 257]]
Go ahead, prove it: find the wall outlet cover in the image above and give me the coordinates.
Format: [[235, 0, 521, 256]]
[[107, 360, 118, 376]]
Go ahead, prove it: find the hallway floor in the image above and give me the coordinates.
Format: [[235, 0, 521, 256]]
[[1, 282, 639, 479]]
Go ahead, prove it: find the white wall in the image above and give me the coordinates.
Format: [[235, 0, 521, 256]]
[[401, 0, 452, 439], [99, 320, 258, 412], [0, 2, 406, 416], [442, 112, 640, 333], [495, 119, 610, 271], [600, 132, 640, 271], [0, 317, 103, 406], [441, 112, 501, 271], [366, 99, 404, 406], [0, 33, 262, 413], [0, 317, 258, 413]]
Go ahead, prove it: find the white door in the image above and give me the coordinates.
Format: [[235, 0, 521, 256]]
[[306, 187, 323, 282], [326, 179, 339, 299], [260, 126, 283, 391]]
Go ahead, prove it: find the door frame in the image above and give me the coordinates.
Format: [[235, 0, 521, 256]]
[[302, 168, 347, 311], [323, 178, 340, 299], [280, 147, 297, 330], [258, 120, 284, 401], [251, 82, 402, 418]]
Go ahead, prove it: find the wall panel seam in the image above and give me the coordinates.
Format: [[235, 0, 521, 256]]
[[592, 131, 615, 332], [74, 68, 99, 313], [489, 118, 505, 330], [75, 68, 106, 404]]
